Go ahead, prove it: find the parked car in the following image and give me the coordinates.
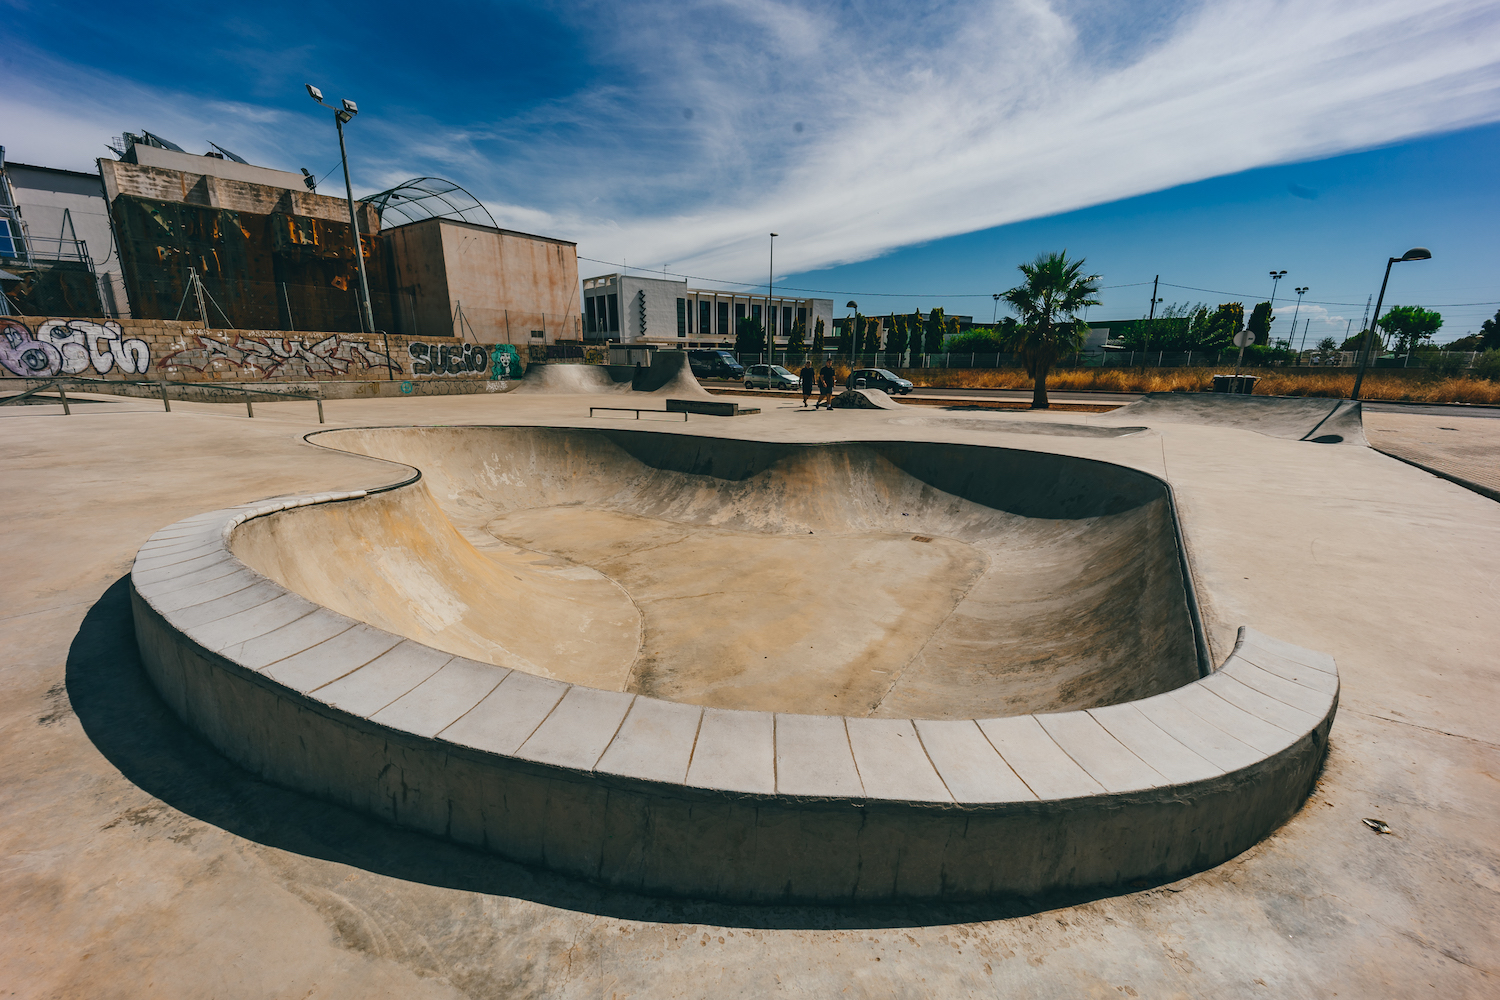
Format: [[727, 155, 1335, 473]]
[[688, 349, 745, 380], [744, 364, 801, 390], [848, 368, 914, 394]]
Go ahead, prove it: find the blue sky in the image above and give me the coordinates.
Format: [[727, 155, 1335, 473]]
[[5, 0, 1499, 340]]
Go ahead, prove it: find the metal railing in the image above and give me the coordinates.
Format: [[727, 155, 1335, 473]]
[[721, 350, 1487, 371], [2, 376, 325, 422]]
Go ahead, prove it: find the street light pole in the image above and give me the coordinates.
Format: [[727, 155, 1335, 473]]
[[306, 85, 376, 338], [1352, 248, 1431, 400], [766, 233, 777, 368], [1289, 286, 1308, 359], [845, 299, 858, 375], [1268, 270, 1287, 310], [992, 292, 1000, 324]]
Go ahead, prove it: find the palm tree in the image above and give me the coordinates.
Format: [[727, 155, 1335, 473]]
[[1001, 251, 1102, 409]]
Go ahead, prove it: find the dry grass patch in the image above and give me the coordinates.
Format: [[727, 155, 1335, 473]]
[[897, 367, 1500, 405]]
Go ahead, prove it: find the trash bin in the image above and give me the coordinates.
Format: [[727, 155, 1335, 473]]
[[1212, 374, 1259, 394]]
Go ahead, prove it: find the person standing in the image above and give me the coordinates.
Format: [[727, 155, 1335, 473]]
[[815, 361, 836, 409], [799, 361, 815, 407]]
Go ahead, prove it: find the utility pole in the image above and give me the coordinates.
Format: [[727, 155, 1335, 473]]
[[1142, 274, 1160, 372]]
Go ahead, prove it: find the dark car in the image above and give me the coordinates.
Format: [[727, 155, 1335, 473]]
[[848, 368, 915, 394], [688, 349, 745, 380]]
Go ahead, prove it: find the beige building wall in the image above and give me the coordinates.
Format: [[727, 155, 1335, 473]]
[[388, 218, 579, 345]]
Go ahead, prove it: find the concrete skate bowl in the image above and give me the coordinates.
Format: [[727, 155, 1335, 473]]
[[129, 426, 1338, 904], [1105, 392, 1366, 445]]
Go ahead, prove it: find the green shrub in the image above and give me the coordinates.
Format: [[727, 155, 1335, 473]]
[[1474, 349, 1500, 382]]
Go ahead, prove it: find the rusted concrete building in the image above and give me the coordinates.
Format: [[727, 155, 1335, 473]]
[[92, 135, 579, 343], [383, 217, 579, 344]]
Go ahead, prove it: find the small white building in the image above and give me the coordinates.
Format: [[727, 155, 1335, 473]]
[[581, 272, 832, 349]]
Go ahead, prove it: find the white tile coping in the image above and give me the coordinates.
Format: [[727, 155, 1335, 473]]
[[129, 485, 1340, 899]]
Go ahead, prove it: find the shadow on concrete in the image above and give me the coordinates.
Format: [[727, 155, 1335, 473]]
[[68, 575, 1146, 930]]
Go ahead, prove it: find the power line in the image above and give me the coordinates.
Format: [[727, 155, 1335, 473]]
[[576, 257, 1496, 309], [579, 255, 1151, 298]]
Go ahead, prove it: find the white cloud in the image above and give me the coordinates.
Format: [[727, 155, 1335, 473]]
[[5, 0, 1500, 286]]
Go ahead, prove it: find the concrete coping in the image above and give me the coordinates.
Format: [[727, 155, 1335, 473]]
[[132, 488, 1338, 807]]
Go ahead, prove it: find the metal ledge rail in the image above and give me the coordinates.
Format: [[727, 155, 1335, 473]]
[[2, 377, 325, 423]]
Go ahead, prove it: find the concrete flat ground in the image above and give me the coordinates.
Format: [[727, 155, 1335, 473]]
[[1366, 410, 1500, 498], [2, 388, 1498, 999]]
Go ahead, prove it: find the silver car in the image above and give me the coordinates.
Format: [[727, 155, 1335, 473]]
[[744, 364, 801, 390]]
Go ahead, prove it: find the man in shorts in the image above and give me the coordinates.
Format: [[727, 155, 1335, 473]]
[[815, 361, 836, 409], [799, 361, 816, 407]]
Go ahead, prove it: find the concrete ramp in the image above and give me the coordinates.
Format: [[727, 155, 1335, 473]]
[[630, 351, 713, 398], [831, 387, 904, 409], [510, 363, 633, 395], [1107, 392, 1366, 445]]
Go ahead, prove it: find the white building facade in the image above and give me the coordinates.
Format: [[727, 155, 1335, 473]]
[[581, 272, 832, 349]]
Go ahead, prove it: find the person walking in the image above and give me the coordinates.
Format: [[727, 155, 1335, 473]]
[[815, 361, 836, 409], [799, 361, 815, 407]]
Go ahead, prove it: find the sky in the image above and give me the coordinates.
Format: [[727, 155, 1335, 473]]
[[5, 0, 1499, 341]]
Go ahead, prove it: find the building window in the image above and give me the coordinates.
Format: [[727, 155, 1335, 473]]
[[585, 296, 598, 334], [783, 306, 792, 337], [677, 298, 687, 337], [797, 306, 807, 330], [607, 293, 619, 332], [717, 300, 729, 336], [736, 302, 747, 324], [699, 300, 711, 335], [530, 330, 545, 338], [750, 303, 760, 324]]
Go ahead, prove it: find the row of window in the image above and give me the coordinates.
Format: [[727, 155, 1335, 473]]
[[584, 292, 620, 334], [585, 289, 810, 339], [675, 299, 808, 338]]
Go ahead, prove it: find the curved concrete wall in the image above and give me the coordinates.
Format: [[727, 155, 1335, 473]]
[[130, 441, 1338, 903]]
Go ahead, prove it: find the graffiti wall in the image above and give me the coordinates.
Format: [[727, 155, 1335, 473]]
[[160, 332, 399, 379], [1, 315, 525, 383], [1, 319, 151, 377]]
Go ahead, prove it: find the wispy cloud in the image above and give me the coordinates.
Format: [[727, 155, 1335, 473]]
[[6, 0, 1500, 284]]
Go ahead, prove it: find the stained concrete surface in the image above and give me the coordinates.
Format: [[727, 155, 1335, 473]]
[[239, 426, 1196, 717], [2, 389, 1498, 998]]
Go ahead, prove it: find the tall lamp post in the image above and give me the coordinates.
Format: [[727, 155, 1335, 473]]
[[306, 84, 376, 338], [1352, 248, 1431, 399], [766, 233, 777, 366], [992, 292, 1000, 324], [845, 300, 858, 373], [1268, 270, 1287, 310], [1288, 286, 1308, 359]]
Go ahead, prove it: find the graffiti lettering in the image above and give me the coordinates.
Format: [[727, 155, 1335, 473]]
[[408, 342, 489, 376], [157, 333, 400, 378], [0, 319, 151, 377]]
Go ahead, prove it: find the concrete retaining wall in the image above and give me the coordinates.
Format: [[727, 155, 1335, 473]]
[[0, 315, 513, 384]]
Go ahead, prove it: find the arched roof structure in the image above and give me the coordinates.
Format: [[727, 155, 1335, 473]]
[[361, 177, 498, 230]]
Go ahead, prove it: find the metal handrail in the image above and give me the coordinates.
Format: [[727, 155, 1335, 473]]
[[0, 379, 70, 414], [4, 376, 325, 422]]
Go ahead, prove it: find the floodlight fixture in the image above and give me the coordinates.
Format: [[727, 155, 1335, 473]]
[[306, 84, 324, 103], [341, 99, 358, 115]]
